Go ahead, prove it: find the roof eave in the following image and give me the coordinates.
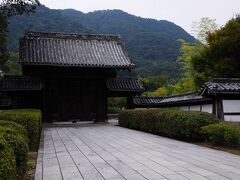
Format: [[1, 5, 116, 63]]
[[20, 62, 134, 69]]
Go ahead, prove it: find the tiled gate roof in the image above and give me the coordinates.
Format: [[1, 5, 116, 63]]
[[20, 31, 134, 69]]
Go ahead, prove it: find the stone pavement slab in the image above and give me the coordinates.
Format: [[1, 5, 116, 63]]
[[35, 122, 240, 180]]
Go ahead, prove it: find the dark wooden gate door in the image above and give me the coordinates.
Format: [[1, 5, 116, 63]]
[[60, 81, 96, 121]]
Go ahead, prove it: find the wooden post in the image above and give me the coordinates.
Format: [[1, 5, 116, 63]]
[[216, 96, 224, 122], [212, 97, 216, 115]]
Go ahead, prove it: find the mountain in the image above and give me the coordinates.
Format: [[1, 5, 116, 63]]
[[7, 6, 95, 52], [8, 5, 195, 77]]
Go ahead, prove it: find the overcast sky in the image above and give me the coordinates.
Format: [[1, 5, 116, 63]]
[[40, 0, 240, 35]]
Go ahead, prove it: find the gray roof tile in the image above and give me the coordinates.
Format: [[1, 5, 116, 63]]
[[0, 76, 43, 91], [200, 78, 240, 95], [106, 78, 144, 92], [134, 91, 211, 106], [20, 31, 134, 68]]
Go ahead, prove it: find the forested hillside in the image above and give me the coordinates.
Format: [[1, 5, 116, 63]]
[[8, 5, 195, 77]]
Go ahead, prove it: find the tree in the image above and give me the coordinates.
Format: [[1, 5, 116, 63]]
[[6, 52, 22, 75], [176, 17, 218, 89], [138, 76, 167, 92], [0, 0, 39, 74], [192, 15, 240, 87], [191, 17, 218, 44]]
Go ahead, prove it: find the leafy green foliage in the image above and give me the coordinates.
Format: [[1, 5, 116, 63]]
[[201, 124, 240, 147], [0, 0, 39, 74], [0, 109, 42, 150], [0, 120, 27, 137], [0, 0, 40, 17], [192, 15, 240, 87], [108, 98, 126, 108], [5, 52, 22, 75], [191, 17, 218, 44], [0, 134, 17, 180], [0, 127, 28, 176], [142, 78, 196, 96], [0, 14, 9, 73], [119, 109, 219, 141], [108, 97, 126, 113], [138, 76, 167, 91], [141, 38, 201, 96]]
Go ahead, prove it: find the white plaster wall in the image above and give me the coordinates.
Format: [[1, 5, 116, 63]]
[[179, 106, 189, 111], [201, 104, 212, 113], [223, 100, 240, 113], [170, 107, 178, 109], [189, 105, 201, 111], [224, 115, 240, 122]]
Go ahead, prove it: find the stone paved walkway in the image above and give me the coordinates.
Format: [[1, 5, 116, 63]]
[[35, 122, 240, 180]]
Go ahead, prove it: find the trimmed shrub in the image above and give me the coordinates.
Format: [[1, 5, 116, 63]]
[[0, 126, 28, 143], [119, 109, 220, 141], [119, 109, 165, 131], [201, 123, 240, 147], [0, 120, 27, 137], [0, 127, 29, 176], [0, 134, 17, 180], [154, 110, 220, 140], [0, 109, 41, 150]]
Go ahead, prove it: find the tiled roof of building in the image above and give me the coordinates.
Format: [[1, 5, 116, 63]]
[[106, 78, 144, 92], [0, 76, 43, 91], [133, 96, 164, 106], [200, 78, 240, 95], [160, 91, 208, 104], [133, 91, 211, 107], [20, 31, 134, 69]]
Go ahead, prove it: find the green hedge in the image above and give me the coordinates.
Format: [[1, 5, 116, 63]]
[[0, 134, 17, 180], [201, 123, 240, 147], [0, 109, 41, 150], [119, 109, 220, 141], [0, 120, 27, 137], [0, 127, 28, 177]]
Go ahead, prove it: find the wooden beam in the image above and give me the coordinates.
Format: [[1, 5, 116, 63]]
[[216, 96, 224, 122]]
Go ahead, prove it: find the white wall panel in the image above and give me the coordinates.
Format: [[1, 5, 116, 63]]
[[189, 105, 201, 111], [179, 106, 189, 111], [223, 100, 240, 113], [201, 104, 212, 113], [224, 115, 240, 122]]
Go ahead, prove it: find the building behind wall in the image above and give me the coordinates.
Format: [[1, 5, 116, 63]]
[[134, 78, 240, 123], [0, 31, 144, 122]]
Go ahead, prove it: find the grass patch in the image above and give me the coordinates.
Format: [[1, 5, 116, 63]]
[[23, 152, 38, 180]]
